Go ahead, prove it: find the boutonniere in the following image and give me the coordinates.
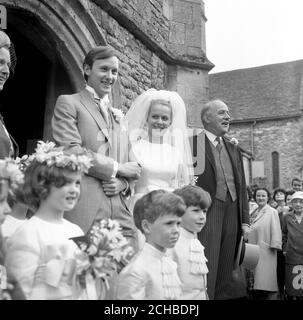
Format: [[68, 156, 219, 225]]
[[229, 137, 239, 146], [111, 107, 125, 123], [191, 176, 199, 186]]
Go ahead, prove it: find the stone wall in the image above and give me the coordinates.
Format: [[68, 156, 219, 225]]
[[88, 0, 212, 116], [228, 118, 303, 190], [89, 3, 167, 111]]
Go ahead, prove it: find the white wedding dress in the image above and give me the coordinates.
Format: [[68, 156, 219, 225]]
[[129, 139, 183, 209]]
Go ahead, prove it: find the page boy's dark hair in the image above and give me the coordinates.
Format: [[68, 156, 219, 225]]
[[133, 189, 186, 233], [173, 185, 211, 209]]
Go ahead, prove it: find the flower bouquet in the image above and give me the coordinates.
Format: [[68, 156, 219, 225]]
[[71, 219, 134, 300]]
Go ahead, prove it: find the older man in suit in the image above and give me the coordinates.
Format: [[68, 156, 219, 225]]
[[194, 99, 250, 300], [51, 46, 141, 246]]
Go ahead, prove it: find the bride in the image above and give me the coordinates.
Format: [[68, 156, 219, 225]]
[[125, 88, 194, 210]]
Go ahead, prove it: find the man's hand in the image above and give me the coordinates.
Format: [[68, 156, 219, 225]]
[[102, 178, 127, 197], [118, 162, 141, 179], [242, 224, 250, 241]]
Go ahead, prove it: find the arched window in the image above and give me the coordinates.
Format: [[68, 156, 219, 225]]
[[272, 151, 280, 189]]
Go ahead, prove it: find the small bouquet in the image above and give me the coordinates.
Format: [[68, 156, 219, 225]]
[[71, 219, 134, 300]]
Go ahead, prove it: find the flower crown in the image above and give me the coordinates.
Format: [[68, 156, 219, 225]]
[[17, 141, 93, 173], [0, 158, 24, 191]]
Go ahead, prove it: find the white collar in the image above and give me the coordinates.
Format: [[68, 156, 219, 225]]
[[144, 242, 167, 258], [85, 85, 110, 104], [180, 226, 197, 240], [204, 129, 221, 146]]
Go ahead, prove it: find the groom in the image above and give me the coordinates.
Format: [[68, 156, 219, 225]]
[[51, 46, 141, 243]]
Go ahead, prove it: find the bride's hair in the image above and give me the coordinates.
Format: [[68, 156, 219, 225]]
[[149, 99, 172, 111]]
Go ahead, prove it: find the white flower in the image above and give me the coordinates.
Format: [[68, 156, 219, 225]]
[[0, 158, 24, 191], [191, 176, 199, 186], [111, 108, 125, 123], [26, 141, 93, 173], [229, 137, 239, 145]]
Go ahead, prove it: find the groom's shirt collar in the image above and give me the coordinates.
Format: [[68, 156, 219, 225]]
[[85, 85, 110, 104]]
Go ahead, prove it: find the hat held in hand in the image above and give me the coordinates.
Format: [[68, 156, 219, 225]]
[[234, 236, 260, 270]]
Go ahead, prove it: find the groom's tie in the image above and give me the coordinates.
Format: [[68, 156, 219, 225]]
[[95, 97, 109, 127]]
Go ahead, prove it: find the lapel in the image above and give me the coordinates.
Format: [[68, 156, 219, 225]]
[[203, 133, 215, 172], [251, 205, 268, 224], [289, 212, 303, 234], [79, 89, 111, 144], [223, 137, 240, 182]]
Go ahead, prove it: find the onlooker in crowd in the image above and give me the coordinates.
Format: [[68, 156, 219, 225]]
[[247, 185, 258, 214], [291, 178, 303, 192], [247, 187, 282, 300], [171, 185, 212, 300], [194, 99, 249, 299], [285, 190, 295, 210], [116, 190, 185, 300], [268, 198, 278, 209], [51, 46, 141, 249], [273, 188, 288, 299], [282, 191, 303, 300]]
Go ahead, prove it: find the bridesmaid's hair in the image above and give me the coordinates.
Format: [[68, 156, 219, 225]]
[[133, 189, 186, 233], [20, 160, 79, 211], [253, 187, 271, 203], [173, 185, 211, 210]]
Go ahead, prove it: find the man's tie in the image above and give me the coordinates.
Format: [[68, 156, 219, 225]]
[[95, 97, 109, 126], [215, 136, 222, 152]]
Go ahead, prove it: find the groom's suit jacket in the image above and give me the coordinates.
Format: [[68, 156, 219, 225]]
[[51, 89, 135, 236], [194, 131, 249, 229]]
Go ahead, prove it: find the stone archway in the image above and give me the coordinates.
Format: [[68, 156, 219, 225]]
[[3, 0, 107, 89], [1, 0, 110, 154]]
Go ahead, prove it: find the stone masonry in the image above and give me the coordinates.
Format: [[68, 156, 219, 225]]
[[88, 0, 213, 123]]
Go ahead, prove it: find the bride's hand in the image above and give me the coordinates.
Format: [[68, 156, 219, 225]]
[[117, 162, 141, 179], [102, 178, 127, 196]]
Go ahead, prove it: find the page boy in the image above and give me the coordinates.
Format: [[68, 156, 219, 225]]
[[170, 185, 211, 300], [116, 189, 185, 300]]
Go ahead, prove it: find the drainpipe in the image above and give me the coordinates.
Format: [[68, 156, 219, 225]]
[[250, 120, 257, 184], [250, 120, 257, 155]]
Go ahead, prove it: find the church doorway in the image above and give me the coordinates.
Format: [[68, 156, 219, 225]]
[[0, 8, 74, 156]]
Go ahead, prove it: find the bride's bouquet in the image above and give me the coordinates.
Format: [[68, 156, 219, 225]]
[[71, 219, 134, 300]]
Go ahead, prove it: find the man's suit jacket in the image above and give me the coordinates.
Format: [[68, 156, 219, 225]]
[[51, 89, 134, 235], [194, 132, 249, 226]]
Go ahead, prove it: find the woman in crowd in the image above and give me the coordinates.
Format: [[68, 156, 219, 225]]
[[247, 187, 282, 300], [247, 185, 258, 214]]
